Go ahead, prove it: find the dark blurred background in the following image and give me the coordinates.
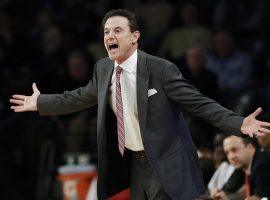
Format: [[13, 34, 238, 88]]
[[1, 0, 270, 199]]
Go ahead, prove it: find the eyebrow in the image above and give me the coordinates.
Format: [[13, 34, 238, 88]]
[[104, 26, 123, 31]]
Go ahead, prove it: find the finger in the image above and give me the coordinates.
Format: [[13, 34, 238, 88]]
[[32, 82, 40, 93], [259, 127, 270, 134], [10, 99, 24, 105], [12, 95, 26, 100], [11, 105, 23, 109], [261, 121, 270, 127], [14, 106, 26, 112], [252, 107, 262, 118]]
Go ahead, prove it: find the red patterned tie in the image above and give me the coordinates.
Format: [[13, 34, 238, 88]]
[[115, 66, 125, 156], [245, 172, 250, 199]]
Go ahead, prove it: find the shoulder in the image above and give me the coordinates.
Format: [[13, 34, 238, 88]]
[[93, 57, 113, 73], [252, 149, 270, 172], [96, 57, 112, 66], [139, 50, 177, 71]]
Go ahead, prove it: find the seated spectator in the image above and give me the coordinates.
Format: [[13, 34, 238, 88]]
[[209, 161, 245, 199], [183, 46, 218, 151], [208, 134, 245, 199], [212, 0, 269, 36], [206, 31, 252, 101], [135, 0, 173, 53], [159, 3, 212, 61], [219, 136, 270, 199], [185, 46, 218, 99]]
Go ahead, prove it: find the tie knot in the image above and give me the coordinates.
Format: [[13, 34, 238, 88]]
[[116, 66, 122, 74]]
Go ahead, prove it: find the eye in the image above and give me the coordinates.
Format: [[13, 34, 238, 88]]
[[104, 30, 109, 35], [115, 28, 121, 33]]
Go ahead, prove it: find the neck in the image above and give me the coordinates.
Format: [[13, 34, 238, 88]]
[[116, 45, 138, 65]]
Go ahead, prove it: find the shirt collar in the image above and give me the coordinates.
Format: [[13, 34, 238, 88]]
[[114, 49, 137, 74], [246, 160, 252, 175]]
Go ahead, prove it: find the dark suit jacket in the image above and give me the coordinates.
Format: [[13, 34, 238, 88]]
[[37, 50, 243, 200], [250, 149, 270, 197], [222, 168, 245, 193]]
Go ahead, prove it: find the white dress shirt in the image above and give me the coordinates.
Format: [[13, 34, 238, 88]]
[[208, 161, 235, 190], [108, 50, 144, 151]]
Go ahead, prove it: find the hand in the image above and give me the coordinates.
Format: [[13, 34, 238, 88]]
[[10, 83, 40, 112], [241, 107, 270, 137], [212, 191, 228, 200]]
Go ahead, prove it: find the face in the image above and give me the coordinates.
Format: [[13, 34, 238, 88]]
[[223, 136, 252, 170], [186, 47, 205, 72], [104, 16, 140, 64], [68, 56, 88, 81], [215, 32, 233, 57]]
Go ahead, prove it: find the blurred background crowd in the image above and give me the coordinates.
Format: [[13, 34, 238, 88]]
[[1, 0, 270, 199]]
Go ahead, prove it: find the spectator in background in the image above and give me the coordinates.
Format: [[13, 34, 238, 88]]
[[212, 0, 269, 36], [67, 51, 92, 85], [208, 134, 245, 200], [207, 31, 252, 104], [32, 10, 62, 56], [159, 3, 212, 63], [185, 46, 217, 99], [30, 10, 65, 85], [184, 46, 218, 151], [45, 50, 97, 154], [40, 50, 93, 94], [219, 136, 270, 199], [135, 0, 173, 53]]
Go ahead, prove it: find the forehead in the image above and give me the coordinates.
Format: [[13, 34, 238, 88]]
[[104, 16, 130, 30], [223, 136, 243, 150]]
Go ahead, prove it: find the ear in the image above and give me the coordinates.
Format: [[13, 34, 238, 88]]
[[132, 31, 140, 44], [246, 143, 255, 150]]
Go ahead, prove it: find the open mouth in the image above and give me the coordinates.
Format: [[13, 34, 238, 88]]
[[108, 44, 119, 51]]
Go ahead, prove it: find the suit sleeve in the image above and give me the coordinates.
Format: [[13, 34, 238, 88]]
[[162, 63, 244, 136], [37, 64, 98, 116]]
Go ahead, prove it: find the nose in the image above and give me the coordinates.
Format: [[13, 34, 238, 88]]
[[106, 30, 115, 39], [227, 152, 236, 161]]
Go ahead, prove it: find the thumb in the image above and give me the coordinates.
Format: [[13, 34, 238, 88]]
[[251, 107, 262, 118], [32, 82, 40, 94]]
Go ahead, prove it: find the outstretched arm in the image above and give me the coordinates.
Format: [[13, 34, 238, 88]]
[[10, 82, 40, 112], [10, 63, 98, 116], [162, 63, 270, 138]]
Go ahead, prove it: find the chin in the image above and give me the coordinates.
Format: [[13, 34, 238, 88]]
[[108, 53, 120, 61], [234, 164, 242, 169], [108, 54, 117, 61]]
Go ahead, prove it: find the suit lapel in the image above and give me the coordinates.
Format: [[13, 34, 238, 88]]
[[137, 50, 150, 135], [101, 60, 114, 95], [99, 60, 114, 126]]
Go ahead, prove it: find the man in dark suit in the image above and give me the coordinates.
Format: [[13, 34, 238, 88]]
[[10, 9, 270, 200], [222, 136, 270, 199]]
